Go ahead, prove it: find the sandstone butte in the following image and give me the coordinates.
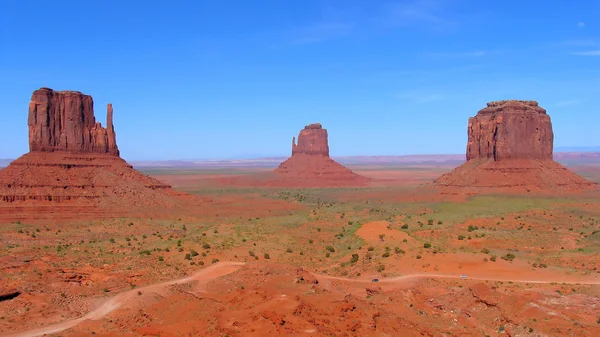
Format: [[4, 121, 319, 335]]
[[273, 123, 368, 186], [434, 100, 597, 194], [0, 88, 206, 220]]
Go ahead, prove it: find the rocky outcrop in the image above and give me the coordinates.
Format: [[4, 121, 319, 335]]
[[273, 123, 368, 186], [434, 100, 596, 194], [291, 123, 330, 157], [0, 88, 210, 219], [466, 100, 553, 161], [28, 88, 119, 155]]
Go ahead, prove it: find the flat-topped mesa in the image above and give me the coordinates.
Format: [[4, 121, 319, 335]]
[[466, 100, 553, 161], [291, 123, 330, 157], [28, 88, 119, 155]]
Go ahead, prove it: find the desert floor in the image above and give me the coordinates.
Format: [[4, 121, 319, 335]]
[[1, 164, 599, 336]]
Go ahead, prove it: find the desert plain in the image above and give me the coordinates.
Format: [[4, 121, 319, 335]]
[[0, 91, 599, 336]]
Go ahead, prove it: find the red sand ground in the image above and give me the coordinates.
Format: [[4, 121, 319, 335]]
[[1, 165, 600, 336]]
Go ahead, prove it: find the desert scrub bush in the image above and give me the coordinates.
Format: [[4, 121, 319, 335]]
[[286, 248, 292, 253], [379, 234, 385, 241], [190, 250, 199, 257], [263, 253, 270, 259], [158, 256, 164, 262], [326, 245, 335, 253], [394, 247, 405, 254], [490, 255, 497, 262], [416, 255, 422, 259], [458, 235, 465, 240], [423, 243, 431, 249], [382, 251, 390, 258], [377, 264, 385, 272], [467, 225, 479, 232], [401, 224, 409, 229], [481, 248, 490, 254], [248, 251, 255, 257], [212, 258, 219, 264], [184, 254, 192, 260], [501, 253, 516, 261], [367, 246, 375, 252], [308, 239, 313, 244], [350, 254, 359, 263], [139, 250, 151, 256]]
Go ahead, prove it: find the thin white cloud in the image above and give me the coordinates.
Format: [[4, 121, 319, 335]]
[[378, 0, 458, 31], [570, 50, 600, 56], [552, 39, 598, 47], [422, 50, 487, 59], [287, 22, 353, 45], [395, 90, 446, 103], [553, 99, 583, 107], [577, 22, 585, 28]]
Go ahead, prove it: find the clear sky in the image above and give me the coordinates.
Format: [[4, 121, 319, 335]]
[[1, 0, 599, 160]]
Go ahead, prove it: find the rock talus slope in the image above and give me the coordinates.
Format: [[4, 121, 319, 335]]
[[435, 100, 596, 194]]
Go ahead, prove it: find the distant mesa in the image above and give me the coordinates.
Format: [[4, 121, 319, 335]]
[[434, 100, 597, 194], [273, 123, 368, 186], [0, 88, 206, 220]]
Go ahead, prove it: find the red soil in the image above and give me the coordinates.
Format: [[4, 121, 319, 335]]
[[10, 262, 599, 337]]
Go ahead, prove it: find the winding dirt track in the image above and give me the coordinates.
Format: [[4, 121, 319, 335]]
[[9, 261, 600, 337]]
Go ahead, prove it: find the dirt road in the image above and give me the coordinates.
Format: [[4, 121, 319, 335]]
[[9, 261, 600, 337]]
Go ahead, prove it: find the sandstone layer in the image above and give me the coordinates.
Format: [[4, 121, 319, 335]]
[[435, 100, 596, 194], [29, 88, 119, 155], [273, 123, 368, 186], [0, 88, 207, 220]]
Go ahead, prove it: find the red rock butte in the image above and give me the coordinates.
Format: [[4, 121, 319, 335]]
[[0, 88, 206, 221], [434, 100, 597, 194], [273, 123, 368, 186]]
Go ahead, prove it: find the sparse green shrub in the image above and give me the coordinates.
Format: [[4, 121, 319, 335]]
[[286, 248, 292, 253], [190, 250, 199, 257], [481, 248, 490, 254], [326, 246, 335, 253], [423, 243, 431, 249], [467, 225, 478, 232], [264, 253, 270, 259], [377, 264, 385, 272], [416, 255, 422, 259], [158, 256, 164, 262], [367, 246, 374, 252], [184, 254, 192, 260], [458, 235, 465, 240], [350, 254, 359, 263], [401, 224, 409, 229], [501, 253, 516, 261], [382, 251, 390, 258], [202, 243, 211, 249]]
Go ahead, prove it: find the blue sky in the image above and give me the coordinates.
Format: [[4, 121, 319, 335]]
[[1, 0, 599, 160]]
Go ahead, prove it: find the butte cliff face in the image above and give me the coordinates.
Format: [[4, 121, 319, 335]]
[[434, 100, 596, 194], [273, 123, 368, 186], [466, 100, 553, 161], [0, 88, 206, 220], [291, 123, 329, 157], [28, 88, 119, 155]]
